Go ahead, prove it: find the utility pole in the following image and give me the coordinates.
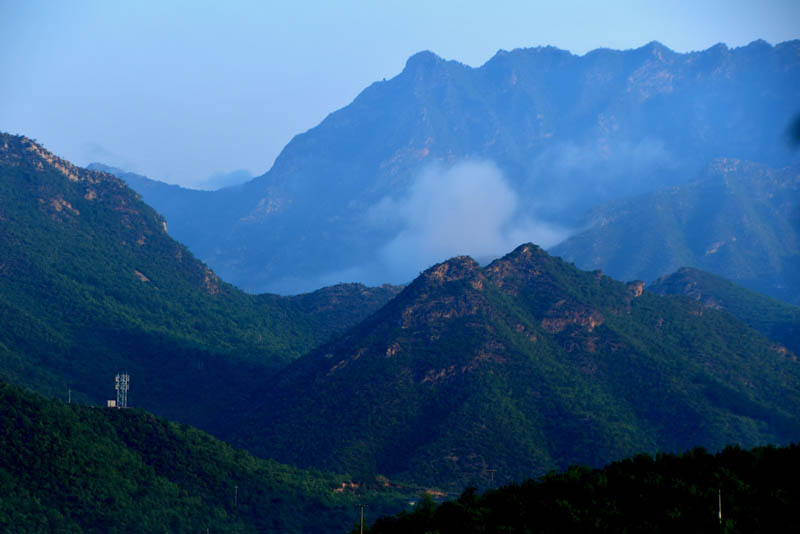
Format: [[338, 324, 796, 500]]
[[486, 469, 496, 486], [67, 385, 71, 404], [356, 504, 368, 534], [234, 484, 238, 507], [718, 488, 722, 531]]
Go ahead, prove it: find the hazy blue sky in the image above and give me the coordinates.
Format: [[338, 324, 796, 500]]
[[2, 0, 799, 187]]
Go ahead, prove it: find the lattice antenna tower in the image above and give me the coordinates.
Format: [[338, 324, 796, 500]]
[[115, 373, 130, 408]]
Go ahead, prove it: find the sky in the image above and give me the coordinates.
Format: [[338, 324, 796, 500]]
[[2, 0, 799, 188]]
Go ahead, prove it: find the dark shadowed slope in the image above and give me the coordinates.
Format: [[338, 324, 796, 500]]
[[365, 444, 800, 534], [228, 244, 800, 488]]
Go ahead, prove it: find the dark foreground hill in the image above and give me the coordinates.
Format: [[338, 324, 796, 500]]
[[0, 134, 398, 430], [553, 159, 800, 304], [228, 244, 800, 489], [365, 443, 800, 534], [0, 381, 407, 534], [97, 40, 800, 293], [649, 266, 800, 354]]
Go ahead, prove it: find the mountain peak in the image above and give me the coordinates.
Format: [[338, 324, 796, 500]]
[[745, 38, 771, 50], [1, 134, 86, 183], [403, 50, 444, 72], [638, 40, 676, 61], [503, 242, 545, 260], [485, 243, 549, 286], [420, 255, 481, 286], [643, 40, 668, 49]]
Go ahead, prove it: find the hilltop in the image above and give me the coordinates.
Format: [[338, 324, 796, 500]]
[[227, 244, 800, 487]]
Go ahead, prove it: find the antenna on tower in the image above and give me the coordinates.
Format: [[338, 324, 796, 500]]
[[115, 372, 130, 408]]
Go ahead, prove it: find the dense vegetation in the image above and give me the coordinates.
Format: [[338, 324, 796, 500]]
[[0, 133, 397, 430], [363, 443, 800, 533], [229, 244, 800, 488], [0, 381, 413, 533], [4, 133, 799, 526], [649, 266, 800, 353], [554, 159, 800, 305]]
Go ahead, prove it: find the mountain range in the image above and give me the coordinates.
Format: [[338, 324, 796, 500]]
[[3, 134, 800, 500], [94, 40, 800, 295], [226, 244, 800, 488], [5, 38, 800, 530]]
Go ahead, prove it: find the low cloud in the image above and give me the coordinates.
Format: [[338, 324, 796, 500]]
[[366, 160, 570, 283]]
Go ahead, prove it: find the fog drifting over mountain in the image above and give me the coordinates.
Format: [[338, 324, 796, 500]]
[[300, 161, 570, 289]]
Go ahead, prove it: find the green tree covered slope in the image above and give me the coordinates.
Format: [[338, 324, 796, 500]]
[[0, 133, 397, 429], [0, 381, 406, 534], [229, 244, 800, 488], [649, 266, 800, 354], [553, 159, 800, 304]]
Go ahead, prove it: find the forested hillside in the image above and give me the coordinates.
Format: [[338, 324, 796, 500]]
[[228, 244, 800, 488], [648, 266, 800, 353], [0, 134, 397, 430], [0, 382, 406, 533], [554, 159, 800, 304]]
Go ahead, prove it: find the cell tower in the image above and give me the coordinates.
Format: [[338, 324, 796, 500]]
[[115, 372, 130, 408]]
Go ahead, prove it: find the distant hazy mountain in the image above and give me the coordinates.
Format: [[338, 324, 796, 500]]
[[101, 40, 800, 294], [553, 159, 800, 304], [227, 244, 800, 488], [0, 134, 398, 430]]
